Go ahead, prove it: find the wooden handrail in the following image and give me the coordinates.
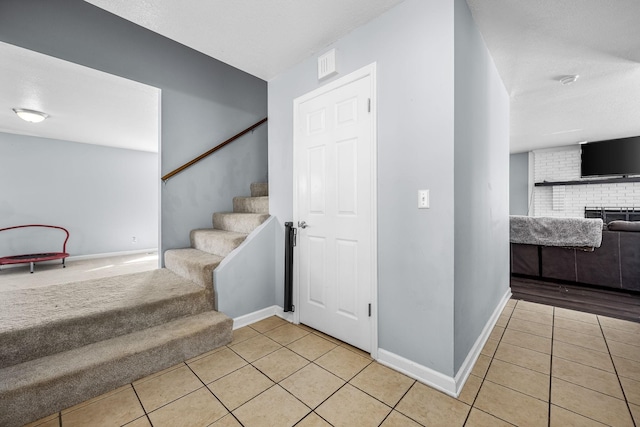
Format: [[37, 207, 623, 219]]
[[161, 117, 268, 182]]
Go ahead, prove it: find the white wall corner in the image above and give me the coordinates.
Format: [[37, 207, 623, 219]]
[[528, 151, 535, 215], [232, 305, 293, 330], [275, 307, 295, 323], [452, 289, 512, 396], [377, 349, 458, 397]]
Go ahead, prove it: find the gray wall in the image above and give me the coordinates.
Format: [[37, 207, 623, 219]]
[[269, 0, 510, 378], [453, 0, 510, 373], [269, 0, 457, 375], [0, 133, 158, 256], [510, 152, 529, 215], [0, 0, 268, 260], [215, 217, 276, 319]]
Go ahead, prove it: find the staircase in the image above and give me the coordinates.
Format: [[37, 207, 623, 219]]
[[0, 182, 269, 427], [164, 182, 270, 303]]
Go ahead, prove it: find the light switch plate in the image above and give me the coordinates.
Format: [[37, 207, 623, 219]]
[[418, 189, 429, 209]]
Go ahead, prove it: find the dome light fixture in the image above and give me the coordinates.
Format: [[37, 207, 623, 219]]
[[12, 108, 49, 123], [559, 75, 579, 86]]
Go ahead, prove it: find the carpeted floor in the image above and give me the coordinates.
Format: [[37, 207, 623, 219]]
[[0, 251, 158, 291], [0, 268, 201, 333]]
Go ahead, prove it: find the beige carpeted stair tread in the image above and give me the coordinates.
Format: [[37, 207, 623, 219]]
[[0, 269, 210, 369], [233, 196, 269, 214], [164, 248, 223, 291], [250, 182, 268, 197], [0, 310, 232, 427], [190, 228, 248, 257], [212, 212, 270, 233]]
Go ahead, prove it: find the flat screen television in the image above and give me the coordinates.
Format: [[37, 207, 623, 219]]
[[581, 136, 640, 177]]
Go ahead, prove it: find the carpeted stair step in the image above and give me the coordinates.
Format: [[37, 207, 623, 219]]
[[250, 182, 269, 197], [190, 228, 248, 257], [233, 196, 269, 214], [0, 269, 211, 369], [0, 310, 232, 427], [212, 212, 270, 234], [164, 248, 224, 291]]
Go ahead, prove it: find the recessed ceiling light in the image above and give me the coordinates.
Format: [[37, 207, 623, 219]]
[[12, 108, 49, 123], [559, 75, 579, 85]]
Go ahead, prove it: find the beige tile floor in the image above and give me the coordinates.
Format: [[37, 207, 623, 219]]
[[25, 300, 640, 427]]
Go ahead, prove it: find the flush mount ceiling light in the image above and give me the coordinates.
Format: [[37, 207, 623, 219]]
[[559, 75, 579, 85], [12, 108, 49, 123]]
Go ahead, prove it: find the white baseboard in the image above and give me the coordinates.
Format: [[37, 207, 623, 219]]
[[378, 289, 512, 398], [275, 307, 295, 323], [377, 349, 457, 397], [68, 249, 158, 261], [453, 288, 512, 396], [233, 305, 295, 330], [233, 292, 512, 400]]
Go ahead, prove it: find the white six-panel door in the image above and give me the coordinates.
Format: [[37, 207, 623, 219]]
[[293, 65, 376, 352]]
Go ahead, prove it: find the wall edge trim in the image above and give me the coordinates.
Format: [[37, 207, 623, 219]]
[[377, 349, 457, 397], [232, 305, 294, 330], [453, 288, 512, 396]]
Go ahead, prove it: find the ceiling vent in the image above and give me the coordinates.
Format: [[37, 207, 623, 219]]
[[318, 49, 337, 80]]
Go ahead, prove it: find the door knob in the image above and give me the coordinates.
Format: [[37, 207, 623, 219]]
[[298, 221, 308, 229]]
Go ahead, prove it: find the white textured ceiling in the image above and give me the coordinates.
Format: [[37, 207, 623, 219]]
[[467, 0, 640, 153], [85, 0, 406, 80], [5, 1, 638, 154], [0, 42, 159, 152], [87, 0, 640, 153]]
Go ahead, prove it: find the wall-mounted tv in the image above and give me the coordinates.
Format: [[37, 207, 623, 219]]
[[581, 136, 640, 177]]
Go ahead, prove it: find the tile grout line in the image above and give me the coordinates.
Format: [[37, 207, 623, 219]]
[[157, 360, 240, 424], [277, 325, 397, 427], [597, 315, 638, 427], [291, 412, 332, 427], [228, 335, 284, 365], [184, 354, 247, 426], [549, 307, 625, 427], [236, 322, 361, 425], [376, 378, 420, 427], [226, 324, 372, 427], [273, 360, 347, 425], [460, 300, 517, 426], [129, 381, 155, 427], [545, 315, 636, 427], [480, 302, 522, 426]]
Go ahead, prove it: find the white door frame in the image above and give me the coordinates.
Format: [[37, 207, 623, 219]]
[[292, 63, 378, 358]]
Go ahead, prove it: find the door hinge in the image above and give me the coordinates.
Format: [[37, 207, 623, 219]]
[[368, 303, 371, 317], [367, 98, 371, 113]]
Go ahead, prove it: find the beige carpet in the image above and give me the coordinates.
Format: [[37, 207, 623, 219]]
[[0, 268, 213, 369], [0, 268, 203, 333], [0, 264, 232, 427], [0, 251, 158, 291]]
